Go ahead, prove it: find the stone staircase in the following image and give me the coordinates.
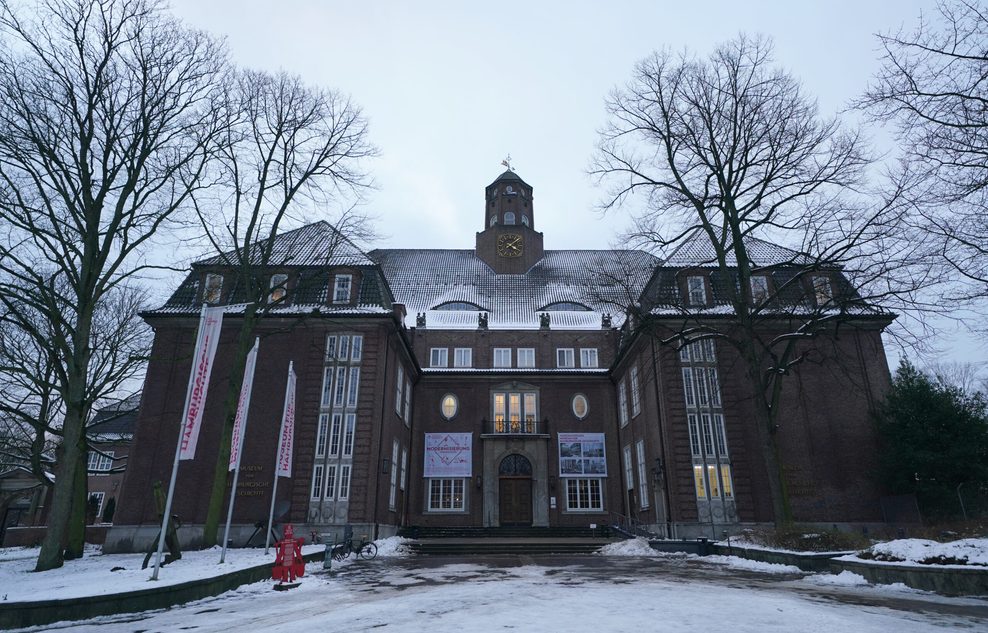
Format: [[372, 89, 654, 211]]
[[397, 525, 624, 555]]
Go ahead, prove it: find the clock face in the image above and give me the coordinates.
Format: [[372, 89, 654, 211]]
[[497, 233, 523, 257]]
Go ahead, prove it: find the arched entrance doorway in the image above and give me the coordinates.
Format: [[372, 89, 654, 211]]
[[498, 454, 533, 526]]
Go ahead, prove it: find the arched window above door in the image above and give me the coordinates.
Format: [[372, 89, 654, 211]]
[[499, 453, 532, 476]]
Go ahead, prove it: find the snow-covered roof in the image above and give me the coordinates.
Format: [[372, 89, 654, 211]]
[[195, 221, 375, 268], [663, 230, 812, 267], [369, 249, 658, 330]]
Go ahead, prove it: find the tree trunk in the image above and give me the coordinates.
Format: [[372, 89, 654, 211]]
[[64, 455, 88, 559], [201, 308, 259, 547], [34, 410, 81, 571]]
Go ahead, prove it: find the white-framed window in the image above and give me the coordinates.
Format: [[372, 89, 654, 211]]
[[395, 366, 404, 416], [630, 366, 641, 417], [492, 390, 538, 433], [681, 341, 732, 501], [203, 273, 223, 304], [556, 348, 575, 368], [636, 440, 649, 509], [389, 440, 399, 510], [441, 394, 458, 419], [88, 451, 114, 472], [338, 465, 351, 500], [268, 274, 288, 303], [316, 414, 329, 457], [504, 211, 516, 225], [428, 478, 465, 511], [311, 465, 325, 500], [693, 465, 707, 499], [400, 448, 408, 491], [571, 394, 589, 419], [404, 379, 412, 425], [329, 413, 343, 456], [580, 348, 598, 368], [750, 275, 770, 304], [565, 478, 603, 511], [343, 413, 356, 456], [687, 275, 707, 306], [351, 335, 363, 361], [453, 347, 472, 368], [812, 274, 833, 306], [430, 348, 448, 368], [88, 492, 105, 521], [618, 380, 629, 427], [517, 348, 535, 368], [333, 274, 352, 303], [493, 348, 512, 368], [338, 335, 350, 361], [347, 367, 360, 406], [623, 445, 634, 491], [334, 366, 346, 407]]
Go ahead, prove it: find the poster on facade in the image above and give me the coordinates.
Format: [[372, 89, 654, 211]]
[[424, 433, 472, 477], [558, 433, 607, 477]]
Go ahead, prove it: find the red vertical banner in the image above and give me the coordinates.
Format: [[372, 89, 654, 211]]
[[276, 365, 296, 477], [229, 338, 259, 471], [179, 306, 225, 461]]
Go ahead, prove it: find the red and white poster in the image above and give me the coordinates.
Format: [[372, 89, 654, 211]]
[[424, 433, 472, 477], [228, 338, 259, 471], [179, 306, 225, 461], [276, 365, 297, 477]]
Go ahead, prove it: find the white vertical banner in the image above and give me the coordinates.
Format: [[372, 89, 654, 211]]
[[228, 338, 259, 471], [276, 366, 297, 476], [179, 305, 225, 461]]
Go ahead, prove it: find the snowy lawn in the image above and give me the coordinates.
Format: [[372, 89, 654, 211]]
[[849, 538, 988, 567], [0, 542, 328, 602], [9, 553, 984, 633]]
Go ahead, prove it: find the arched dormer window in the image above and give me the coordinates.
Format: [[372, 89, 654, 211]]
[[434, 301, 486, 311], [490, 215, 498, 227], [504, 211, 516, 225], [521, 215, 530, 226], [540, 301, 591, 311]]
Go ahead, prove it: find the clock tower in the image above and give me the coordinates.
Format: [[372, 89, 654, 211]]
[[475, 169, 545, 273]]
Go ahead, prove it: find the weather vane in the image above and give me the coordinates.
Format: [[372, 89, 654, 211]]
[[500, 154, 513, 171]]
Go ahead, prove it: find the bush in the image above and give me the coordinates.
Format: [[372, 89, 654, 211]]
[[736, 527, 872, 552]]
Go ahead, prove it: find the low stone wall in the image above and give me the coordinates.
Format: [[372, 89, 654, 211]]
[[0, 551, 325, 630], [712, 543, 988, 596]]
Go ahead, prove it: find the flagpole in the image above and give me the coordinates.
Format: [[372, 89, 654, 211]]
[[266, 361, 294, 554], [220, 338, 259, 564], [151, 304, 208, 581]]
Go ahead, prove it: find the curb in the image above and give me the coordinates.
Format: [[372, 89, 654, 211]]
[[0, 551, 324, 630]]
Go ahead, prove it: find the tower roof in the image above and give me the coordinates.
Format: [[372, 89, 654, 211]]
[[490, 169, 530, 187]]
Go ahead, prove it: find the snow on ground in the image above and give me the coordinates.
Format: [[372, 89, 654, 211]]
[[805, 570, 871, 587], [0, 543, 323, 602], [850, 538, 988, 567], [11, 557, 983, 633], [696, 554, 802, 574], [372, 536, 413, 557], [596, 537, 665, 556]]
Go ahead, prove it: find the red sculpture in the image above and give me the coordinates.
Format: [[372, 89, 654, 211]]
[[271, 523, 305, 585]]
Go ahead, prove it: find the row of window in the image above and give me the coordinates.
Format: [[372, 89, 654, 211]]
[[388, 439, 408, 511], [311, 463, 352, 501], [684, 273, 834, 307], [395, 365, 412, 425], [429, 347, 599, 369], [426, 478, 603, 511], [617, 366, 641, 427], [438, 392, 590, 423], [488, 212, 530, 227], [201, 272, 354, 305], [88, 451, 114, 472], [680, 340, 734, 501]]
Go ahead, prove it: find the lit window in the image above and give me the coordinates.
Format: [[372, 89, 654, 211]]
[[630, 366, 641, 417], [454, 348, 472, 368], [204, 273, 223, 304], [428, 478, 465, 511], [572, 394, 589, 419], [565, 479, 602, 511], [556, 348, 575, 368], [430, 348, 448, 368], [333, 274, 352, 303], [441, 394, 458, 419], [750, 275, 770, 304], [580, 348, 598, 368], [269, 274, 288, 303], [693, 465, 707, 499], [517, 348, 535, 368], [492, 390, 538, 433], [504, 211, 516, 225], [812, 275, 833, 306], [687, 275, 707, 306], [493, 348, 511, 368]]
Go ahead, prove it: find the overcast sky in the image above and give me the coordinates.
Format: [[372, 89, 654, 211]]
[[164, 0, 983, 366]]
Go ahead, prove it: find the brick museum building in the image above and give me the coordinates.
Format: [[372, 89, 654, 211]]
[[107, 169, 894, 551]]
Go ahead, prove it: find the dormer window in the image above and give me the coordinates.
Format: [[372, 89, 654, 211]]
[[749, 275, 769, 304], [812, 275, 833, 306], [333, 274, 352, 303], [504, 211, 516, 225], [687, 275, 708, 306], [541, 302, 591, 311], [204, 273, 223, 304], [269, 274, 288, 303]]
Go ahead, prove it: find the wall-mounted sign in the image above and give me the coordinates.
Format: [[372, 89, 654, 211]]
[[424, 433, 472, 478], [558, 433, 607, 477]]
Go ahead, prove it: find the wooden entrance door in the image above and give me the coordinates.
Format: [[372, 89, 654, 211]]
[[499, 478, 532, 526]]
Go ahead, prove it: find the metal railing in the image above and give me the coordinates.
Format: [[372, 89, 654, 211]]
[[481, 417, 548, 436], [609, 511, 663, 539]]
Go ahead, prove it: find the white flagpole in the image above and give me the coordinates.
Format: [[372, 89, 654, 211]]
[[265, 361, 294, 554], [220, 337, 259, 564], [151, 304, 208, 581]]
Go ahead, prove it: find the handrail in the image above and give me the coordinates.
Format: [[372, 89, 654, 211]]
[[481, 417, 548, 435], [608, 511, 663, 539]]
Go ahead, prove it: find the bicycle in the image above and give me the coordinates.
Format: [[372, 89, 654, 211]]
[[330, 531, 377, 561]]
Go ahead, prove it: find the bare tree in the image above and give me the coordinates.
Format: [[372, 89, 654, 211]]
[[862, 0, 988, 310], [189, 69, 376, 546], [591, 35, 929, 524], [0, 0, 225, 570]]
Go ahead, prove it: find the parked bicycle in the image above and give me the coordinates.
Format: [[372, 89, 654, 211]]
[[330, 528, 377, 561]]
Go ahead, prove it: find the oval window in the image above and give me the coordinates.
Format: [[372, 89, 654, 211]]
[[572, 394, 589, 419], [441, 394, 459, 420]]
